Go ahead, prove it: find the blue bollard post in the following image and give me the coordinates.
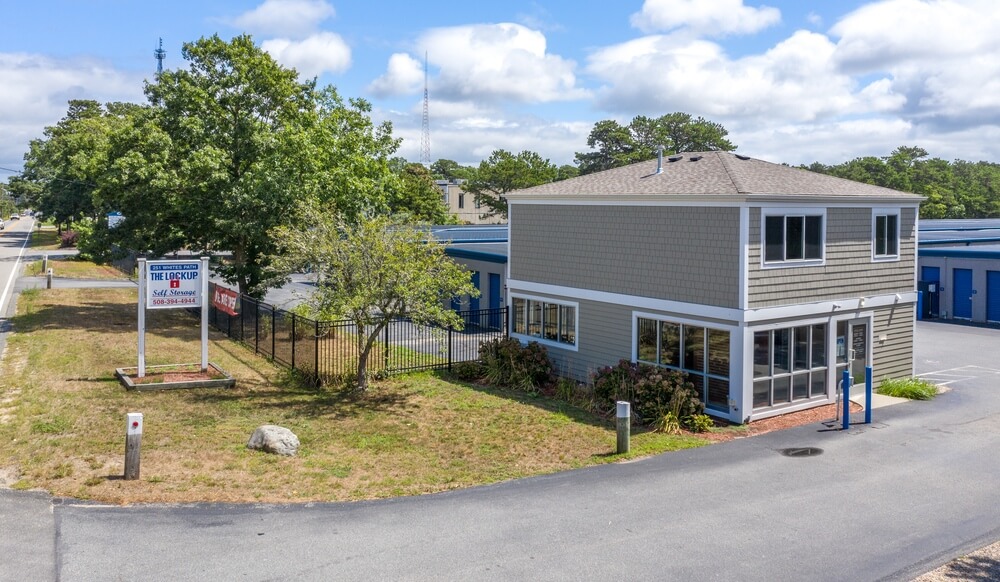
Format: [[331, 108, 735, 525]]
[[865, 366, 873, 424], [917, 290, 923, 321], [842, 369, 851, 430]]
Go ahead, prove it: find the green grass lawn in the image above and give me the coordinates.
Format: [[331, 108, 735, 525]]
[[0, 287, 711, 504]]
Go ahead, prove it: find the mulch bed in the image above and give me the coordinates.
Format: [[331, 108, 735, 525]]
[[700, 401, 866, 442]]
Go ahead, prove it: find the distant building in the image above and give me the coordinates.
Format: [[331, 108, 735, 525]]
[[435, 180, 506, 225]]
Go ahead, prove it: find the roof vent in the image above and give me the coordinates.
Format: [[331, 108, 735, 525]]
[[668, 155, 683, 162], [689, 155, 703, 161], [735, 154, 751, 160], [656, 145, 665, 174]]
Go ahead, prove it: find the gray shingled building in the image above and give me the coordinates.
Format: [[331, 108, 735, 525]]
[[505, 151, 923, 423]]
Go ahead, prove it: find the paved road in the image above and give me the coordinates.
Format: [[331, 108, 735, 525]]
[[2, 313, 1000, 577]]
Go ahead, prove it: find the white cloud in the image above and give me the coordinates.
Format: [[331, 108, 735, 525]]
[[368, 53, 424, 97], [415, 23, 588, 104], [587, 31, 864, 124], [261, 32, 351, 78], [806, 12, 822, 27], [630, 0, 780, 36], [232, 0, 334, 38], [0, 53, 144, 172]]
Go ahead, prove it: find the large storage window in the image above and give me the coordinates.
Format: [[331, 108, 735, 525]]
[[753, 324, 828, 409], [511, 296, 576, 347], [764, 214, 824, 264], [636, 317, 730, 412]]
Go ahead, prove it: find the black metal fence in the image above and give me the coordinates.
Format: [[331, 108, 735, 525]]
[[206, 282, 507, 384]]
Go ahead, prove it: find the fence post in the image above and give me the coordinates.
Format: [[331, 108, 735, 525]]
[[314, 319, 320, 386], [255, 302, 260, 354], [383, 323, 390, 372], [291, 313, 296, 370], [271, 307, 276, 360], [448, 325, 453, 372]]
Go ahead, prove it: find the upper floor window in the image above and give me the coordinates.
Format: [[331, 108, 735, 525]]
[[873, 211, 899, 260], [764, 213, 823, 264], [458, 193, 465, 209]]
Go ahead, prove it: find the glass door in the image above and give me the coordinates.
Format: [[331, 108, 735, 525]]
[[835, 318, 871, 389]]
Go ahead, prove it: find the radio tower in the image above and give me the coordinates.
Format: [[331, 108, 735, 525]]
[[419, 52, 431, 165], [154, 38, 166, 75]]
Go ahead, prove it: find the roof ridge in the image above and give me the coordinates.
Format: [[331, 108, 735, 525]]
[[716, 151, 744, 194]]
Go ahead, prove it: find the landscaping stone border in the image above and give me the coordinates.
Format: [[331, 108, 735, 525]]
[[115, 362, 236, 391]]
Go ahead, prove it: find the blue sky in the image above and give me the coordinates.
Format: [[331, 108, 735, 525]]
[[2, 0, 998, 177]]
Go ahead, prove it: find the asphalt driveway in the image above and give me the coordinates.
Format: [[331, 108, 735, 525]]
[[2, 320, 1000, 581]]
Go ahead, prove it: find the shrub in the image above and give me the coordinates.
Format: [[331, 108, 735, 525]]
[[683, 413, 715, 433], [60, 230, 79, 248], [592, 360, 703, 425], [478, 338, 554, 392], [877, 377, 938, 400], [653, 411, 681, 435], [451, 361, 484, 381]]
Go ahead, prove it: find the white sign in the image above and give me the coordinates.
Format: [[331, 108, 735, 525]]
[[107, 211, 125, 229], [146, 260, 202, 309]]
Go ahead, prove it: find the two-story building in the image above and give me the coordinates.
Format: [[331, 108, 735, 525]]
[[504, 152, 923, 423]]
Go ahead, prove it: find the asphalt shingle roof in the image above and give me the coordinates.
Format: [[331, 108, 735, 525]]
[[506, 151, 922, 200]]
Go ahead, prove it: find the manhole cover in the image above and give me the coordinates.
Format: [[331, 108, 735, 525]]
[[779, 447, 824, 457]]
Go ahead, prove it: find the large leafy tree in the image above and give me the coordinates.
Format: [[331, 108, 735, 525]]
[[430, 158, 474, 181], [271, 206, 477, 391], [464, 149, 558, 219], [574, 113, 736, 175]]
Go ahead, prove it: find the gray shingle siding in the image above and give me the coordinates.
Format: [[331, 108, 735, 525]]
[[510, 204, 741, 308], [873, 303, 914, 384], [748, 207, 916, 307]]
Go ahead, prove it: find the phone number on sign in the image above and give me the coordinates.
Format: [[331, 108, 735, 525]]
[[151, 298, 198, 306]]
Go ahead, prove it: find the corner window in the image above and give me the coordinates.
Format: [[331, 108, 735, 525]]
[[636, 317, 730, 412], [511, 296, 577, 348], [764, 213, 824, 264], [873, 210, 899, 260]]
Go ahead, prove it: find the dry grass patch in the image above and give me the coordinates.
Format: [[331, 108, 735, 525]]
[[24, 257, 127, 280], [0, 287, 709, 504], [28, 225, 60, 250]]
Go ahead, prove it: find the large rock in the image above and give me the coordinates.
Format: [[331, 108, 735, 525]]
[[247, 425, 300, 456]]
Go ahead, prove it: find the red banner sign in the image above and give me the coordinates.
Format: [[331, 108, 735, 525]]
[[212, 286, 239, 316]]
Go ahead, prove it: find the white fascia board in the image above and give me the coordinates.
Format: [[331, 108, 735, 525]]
[[506, 197, 923, 208], [744, 292, 918, 323]]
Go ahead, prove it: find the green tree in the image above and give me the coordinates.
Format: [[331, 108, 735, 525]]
[[390, 163, 456, 224], [464, 149, 558, 219], [574, 113, 736, 175], [430, 158, 474, 181], [271, 207, 477, 391]]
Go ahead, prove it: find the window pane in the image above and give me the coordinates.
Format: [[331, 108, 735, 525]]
[[512, 298, 526, 334], [708, 329, 730, 376], [753, 380, 771, 408], [805, 216, 822, 259], [683, 326, 705, 373], [773, 328, 790, 374], [792, 374, 809, 400], [811, 324, 827, 368], [875, 215, 887, 256], [773, 376, 791, 403], [786, 216, 804, 260], [793, 326, 810, 371], [660, 322, 680, 367], [765, 216, 784, 261], [637, 318, 657, 362], [707, 377, 729, 411], [543, 303, 558, 340], [560, 306, 575, 345], [810, 371, 827, 397], [887, 214, 898, 255], [528, 301, 542, 337], [753, 331, 770, 377]]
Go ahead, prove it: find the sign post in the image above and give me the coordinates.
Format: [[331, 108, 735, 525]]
[[137, 258, 146, 377], [201, 257, 209, 372]]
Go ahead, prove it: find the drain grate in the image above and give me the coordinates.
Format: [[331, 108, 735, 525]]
[[779, 447, 824, 457]]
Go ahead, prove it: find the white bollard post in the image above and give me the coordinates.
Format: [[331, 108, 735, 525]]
[[124, 412, 143, 480], [616, 401, 631, 454], [46, 268, 53, 289]]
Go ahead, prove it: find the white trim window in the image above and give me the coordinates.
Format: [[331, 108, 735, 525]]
[[511, 295, 578, 350], [762, 210, 825, 266], [635, 316, 730, 412], [872, 208, 900, 261], [752, 324, 828, 409]]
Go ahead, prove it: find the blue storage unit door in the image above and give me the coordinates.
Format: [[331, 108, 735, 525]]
[[952, 268, 973, 319], [921, 266, 941, 318], [470, 271, 480, 311], [988, 271, 1000, 322], [488, 273, 502, 329]]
